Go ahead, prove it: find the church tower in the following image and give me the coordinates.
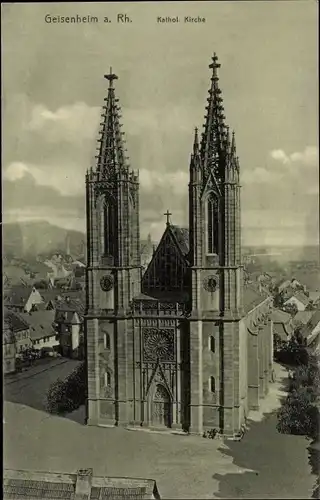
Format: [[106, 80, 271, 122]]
[[188, 54, 244, 437], [85, 69, 141, 427]]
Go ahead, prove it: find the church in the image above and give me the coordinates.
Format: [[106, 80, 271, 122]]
[[85, 54, 274, 438]]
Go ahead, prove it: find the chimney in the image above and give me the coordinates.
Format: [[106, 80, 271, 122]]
[[74, 468, 93, 499]]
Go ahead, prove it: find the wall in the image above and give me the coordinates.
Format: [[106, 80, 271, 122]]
[[15, 330, 32, 352], [239, 318, 248, 424], [3, 343, 16, 374], [201, 321, 220, 431], [32, 334, 59, 351]]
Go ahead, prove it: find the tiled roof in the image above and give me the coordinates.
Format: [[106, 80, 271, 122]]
[[292, 310, 314, 327], [3, 469, 160, 500], [4, 307, 30, 333], [273, 323, 291, 341], [3, 478, 74, 499], [24, 310, 56, 341], [271, 309, 292, 324], [4, 285, 34, 306], [243, 284, 270, 313], [309, 291, 320, 303], [55, 297, 85, 315], [301, 310, 320, 340], [284, 291, 310, 306], [133, 292, 158, 301], [55, 310, 82, 325], [170, 226, 189, 257]]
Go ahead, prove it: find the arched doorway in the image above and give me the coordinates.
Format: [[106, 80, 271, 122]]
[[152, 384, 172, 428]]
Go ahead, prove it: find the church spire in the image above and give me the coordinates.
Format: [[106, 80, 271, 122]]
[[201, 53, 227, 184], [95, 68, 129, 180]]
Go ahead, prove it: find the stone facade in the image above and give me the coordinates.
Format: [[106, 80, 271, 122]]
[[85, 56, 273, 438]]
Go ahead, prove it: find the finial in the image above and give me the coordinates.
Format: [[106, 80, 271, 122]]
[[193, 127, 199, 154], [231, 130, 236, 154], [164, 209, 172, 226], [209, 52, 221, 79], [104, 66, 118, 87]]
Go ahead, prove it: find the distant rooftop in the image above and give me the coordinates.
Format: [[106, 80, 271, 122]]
[[3, 468, 160, 500]]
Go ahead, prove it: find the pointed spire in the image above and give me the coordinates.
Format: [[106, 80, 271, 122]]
[[200, 52, 227, 184], [95, 68, 130, 180]]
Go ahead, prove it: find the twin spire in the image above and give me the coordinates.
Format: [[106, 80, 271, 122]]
[[192, 52, 239, 185], [93, 67, 136, 182], [90, 55, 239, 184]]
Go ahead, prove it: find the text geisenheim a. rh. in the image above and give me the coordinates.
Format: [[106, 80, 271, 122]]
[[44, 14, 132, 24]]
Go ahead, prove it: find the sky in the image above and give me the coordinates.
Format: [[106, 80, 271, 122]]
[[2, 1, 319, 248]]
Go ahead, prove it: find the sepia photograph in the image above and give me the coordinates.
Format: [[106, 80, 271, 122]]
[[2, 1, 319, 499]]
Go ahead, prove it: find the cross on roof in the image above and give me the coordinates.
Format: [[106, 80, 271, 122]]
[[164, 209, 172, 226], [104, 67, 118, 87]]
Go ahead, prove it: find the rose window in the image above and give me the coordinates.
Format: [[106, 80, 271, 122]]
[[143, 328, 174, 362]]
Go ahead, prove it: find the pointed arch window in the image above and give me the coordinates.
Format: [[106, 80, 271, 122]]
[[207, 195, 219, 255], [100, 198, 115, 257]]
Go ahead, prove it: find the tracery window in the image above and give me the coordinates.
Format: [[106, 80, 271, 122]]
[[207, 195, 219, 254]]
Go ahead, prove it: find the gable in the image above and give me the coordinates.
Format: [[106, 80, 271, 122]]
[[142, 226, 189, 296], [202, 170, 221, 198]]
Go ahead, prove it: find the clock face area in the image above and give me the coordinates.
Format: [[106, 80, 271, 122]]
[[203, 275, 219, 293], [100, 275, 114, 292]]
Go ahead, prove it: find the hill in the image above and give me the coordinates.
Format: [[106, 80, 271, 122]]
[[3, 221, 85, 259]]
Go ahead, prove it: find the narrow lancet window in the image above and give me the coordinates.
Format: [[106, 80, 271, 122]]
[[210, 376, 216, 393], [209, 335, 215, 353], [100, 199, 115, 257], [207, 195, 219, 254]]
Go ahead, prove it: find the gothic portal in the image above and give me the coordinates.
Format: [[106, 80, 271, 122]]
[[85, 56, 274, 438]]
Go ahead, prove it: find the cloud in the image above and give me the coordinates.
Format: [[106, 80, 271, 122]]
[[241, 167, 281, 185], [4, 162, 29, 181], [26, 102, 100, 144], [140, 168, 188, 196], [3, 168, 84, 216], [270, 146, 318, 167], [242, 145, 318, 188]]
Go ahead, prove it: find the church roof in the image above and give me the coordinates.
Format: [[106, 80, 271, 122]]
[[169, 226, 189, 257], [133, 292, 158, 301], [3, 468, 160, 500]]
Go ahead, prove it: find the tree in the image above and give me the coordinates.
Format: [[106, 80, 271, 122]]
[[45, 362, 87, 415], [277, 388, 318, 438], [274, 291, 285, 308], [274, 336, 309, 366]]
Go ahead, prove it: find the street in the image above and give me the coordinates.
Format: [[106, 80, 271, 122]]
[[3, 361, 314, 499], [4, 358, 82, 414]]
